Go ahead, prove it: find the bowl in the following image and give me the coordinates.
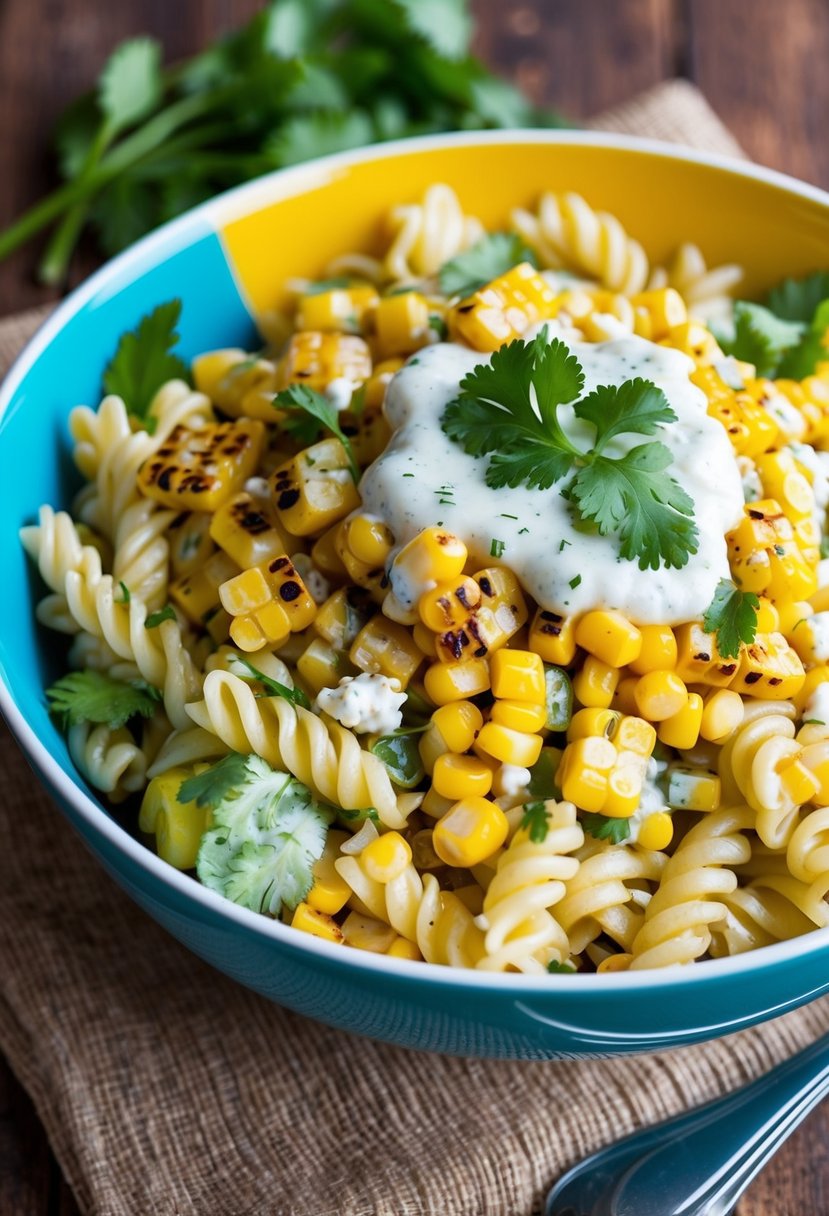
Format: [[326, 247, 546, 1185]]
[[4, 130, 829, 1059]]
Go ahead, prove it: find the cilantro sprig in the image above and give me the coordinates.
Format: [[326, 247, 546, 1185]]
[[718, 271, 829, 380], [231, 656, 312, 710], [46, 669, 161, 730], [520, 801, 551, 843], [703, 579, 759, 660], [442, 334, 699, 571], [102, 300, 189, 427], [439, 232, 537, 298], [580, 813, 631, 845], [274, 384, 361, 485]]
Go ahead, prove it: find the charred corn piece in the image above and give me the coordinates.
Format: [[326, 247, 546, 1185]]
[[168, 510, 215, 578], [276, 331, 372, 391], [335, 515, 394, 602], [728, 499, 817, 600], [449, 262, 557, 351], [291, 902, 344, 943], [296, 284, 379, 333], [674, 622, 741, 688], [364, 358, 405, 410], [528, 608, 578, 665], [297, 637, 353, 695], [271, 438, 361, 537], [349, 616, 423, 688], [170, 549, 238, 642], [209, 490, 293, 569], [434, 566, 528, 663], [219, 556, 317, 652], [138, 421, 264, 512], [419, 576, 482, 632], [374, 291, 431, 356], [192, 349, 279, 421], [346, 408, 392, 468], [702, 387, 781, 457], [731, 631, 805, 700], [629, 288, 687, 340], [744, 378, 807, 443], [661, 320, 722, 364], [314, 586, 374, 650]]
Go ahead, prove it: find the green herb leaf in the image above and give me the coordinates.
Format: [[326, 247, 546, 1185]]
[[527, 749, 562, 800], [274, 383, 360, 483], [145, 604, 177, 629], [439, 232, 537, 297], [547, 959, 577, 974], [702, 579, 759, 660], [304, 276, 353, 295], [102, 300, 189, 424], [767, 271, 829, 321], [98, 38, 163, 133], [118, 581, 131, 604], [581, 812, 631, 844], [395, 0, 472, 58], [719, 301, 805, 378], [268, 110, 375, 167], [777, 300, 829, 380], [179, 751, 253, 808], [338, 806, 380, 823], [46, 669, 160, 730], [231, 656, 311, 710], [369, 733, 425, 788], [520, 801, 550, 843]]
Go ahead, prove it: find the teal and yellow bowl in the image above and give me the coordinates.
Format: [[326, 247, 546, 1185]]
[[4, 131, 829, 1058]]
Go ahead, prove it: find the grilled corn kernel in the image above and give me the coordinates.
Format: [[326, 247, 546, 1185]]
[[633, 671, 688, 722], [666, 765, 721, 812], [192, 349, 279, 420], [364, 358, 405, 410], [628, 625, 677, 675], [432, 797, 509, 867], [629, 288, 687, 339], [314, 586, 373, 650], [336, 518, 392, 603], [170, 549, 238, 638], [424, 657, 490, 704], [529, 609, 578, 665], [271, 438, 361, 537], [433, 753, 494, 800], [168, 511, 214, 578], [490, 699, 547, 733], [657, 692, 704, 749], [573, 655, 620, 708], [296, 637, 349, 695], [307, 830, 351, 915], [637, 811, 674, 852], [432, 701, 483, 752], [296, 284, 379, 333], [277, 330, 372, 391], [756, 597, 780, 633], [435, 567, 528, 663], [386, 937, 423, 961], [448, 262, 557, 351], [210, 490, 292, 569], [490, 649, 545, 703], [138, 767, 209, 870], [419, 576, 482, 632], [138, 421, 264, 512], [731, 631, 805, 700], [291, 902, 344, 943], [674, 622, 741, 687], [574, 610, 643, 668], [475, 722, 543, 767], [220, 556, 317, 652], [362, 831, 412, 883], [374, 291, 431, 356], [699, 688, 745, 743], [349, 616, 423, 688]]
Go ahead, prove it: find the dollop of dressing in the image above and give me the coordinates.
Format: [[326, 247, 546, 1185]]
[[360, 334, 744, 624]]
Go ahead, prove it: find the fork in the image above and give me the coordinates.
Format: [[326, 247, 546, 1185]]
[[546, 1028, 829, 1216]]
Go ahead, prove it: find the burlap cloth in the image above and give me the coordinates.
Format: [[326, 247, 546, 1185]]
[[1, 79, 825, 1216]]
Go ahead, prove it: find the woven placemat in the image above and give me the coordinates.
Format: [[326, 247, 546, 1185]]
[[3, 80, 826, 1216]]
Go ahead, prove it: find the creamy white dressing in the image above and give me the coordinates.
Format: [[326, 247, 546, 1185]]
[[804, 683, 829, 725], [807, 613, 829, 662], [625, 757, 670, 845], [360, 334, 744, 624], [315, 672, 405, 735]]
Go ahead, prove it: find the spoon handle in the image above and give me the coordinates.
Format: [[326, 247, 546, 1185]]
[[611, 1029, 829, 1216]]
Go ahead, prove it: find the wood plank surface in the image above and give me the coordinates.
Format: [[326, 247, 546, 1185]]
[[1, 2, 829, 1214]]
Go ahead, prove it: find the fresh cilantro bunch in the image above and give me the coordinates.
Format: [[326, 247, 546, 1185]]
[[718, 271, 829, 379], [442, 333, 699, 570], [703, 579, 759, 659], [0, 0, 565, 285], [46, 669, 161, 729]]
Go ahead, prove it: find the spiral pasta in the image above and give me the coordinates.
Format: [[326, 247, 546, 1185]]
[[67, 720, 148, 802], [718, 705, 803, 848], [648, 242, 743, 323], [555, 838, 667, 956]]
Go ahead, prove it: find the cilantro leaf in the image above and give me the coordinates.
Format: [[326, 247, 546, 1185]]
[[46, 669, 160, 730], [230, 656, 311, 710], [527, 750, 563, 800], [395, 0, 472, 58], [547, 959, 577, 974], [99, 38, 163, 134], [581, 813, 631, 844], [767, 271, 829, 321], [574, 379, 678, 452], [179, 752, 253, 809], [439, 232, 537, 298], [777, 300, 829, 380], [520, 801, 550, 843], [268, 110, 375, 167], [145, 604, 177, 629], [719, 301, 804, 378], [102, 300, 189, 424], [369, 733, 425, 789], [274, 383, 360, 483], [702, 579, 759, 659]]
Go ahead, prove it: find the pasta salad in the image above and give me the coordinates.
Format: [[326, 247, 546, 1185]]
[[23, 183, 829, 974]]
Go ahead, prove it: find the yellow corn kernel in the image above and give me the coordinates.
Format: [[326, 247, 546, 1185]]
[[420, 786, 455, 819], [490, 648, 545, 703], [314, 587, 373, 650], [637, 811, 674, 852], [628, 624, 677, 675], [336, 517, 393, 603], [529, 608, 577, 665], [629, 288, 687, 340], [308, 830, 351, 914], [296, 284, 379, 333], [424, 657, 490, 704], [432, 797, 509, 867], [779, 599, 814, 635], [800, 743, 829, 805], [419, 722, 449, 775], [448, 262, 557, 352], [433, 753, 494, 800], [573, 655, 620, 709], [731, 631, 805, 700], [611, 676, 639, 716], [614, 715, 657, 757], [780, 755, 821, 805], [657, 692, 704, 750], [271, 438, 361, 538], [291, 902, 344, 943], [348, 407, 393, 468], [138, 767, 210, 870], [699, 688, 745, 743], [349, 616, 423, 688], [341, 912, 397, 952], [413, 622, 437, 658], [419, 576, 482, 632], [209, 490, 292, 569], [556, 736, 617, 814], [633, 670, 688, 722], [277, 330, 371, 391], [755, 449, 815, 520], [435, 567, 529, 663], [168, 511, 214, 578], [475, 721, 543, 767], [567, 706, 620, 742], [138, 421, 265, 512], [666, 764, 722, 811], [432, 701, 483, 752], [674, 622, 741, 687], [346, 514, 394, 566], [192, 349, 279, 420], [793, 664, 829, 713], [297, 638, 349, 696], [386, 937, 423, 961], [364, 358, 405, 410], [220, 556, 317, 652], [703, 385, 781, 457], [756, 597, 780, 633], [362, 831, 413, 883], [663, 320, 722, 363], [374, 291, 431, 356], [490, 699, 547, 733], [170, 549, 238, 640], [574, 610, 642, 668]]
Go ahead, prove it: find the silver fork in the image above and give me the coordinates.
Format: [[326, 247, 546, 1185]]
[[546, 1029, 829, 1216]]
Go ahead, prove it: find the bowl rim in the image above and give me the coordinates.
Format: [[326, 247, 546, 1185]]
[[5, 126, 829, 993]]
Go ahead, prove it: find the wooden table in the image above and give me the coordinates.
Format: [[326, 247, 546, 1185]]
[[1, 1, 828, 1212]]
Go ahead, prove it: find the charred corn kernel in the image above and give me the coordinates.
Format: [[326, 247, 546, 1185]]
[[419, 576, 482, 631], [448, 262, 557, 352], [433, 753, 494, 800], [490, 649, 545, 702], [192, 349, 280, 419], [793, 664, 829, 713], [666, 764, 721, 811], [335, 517, 392, 602], [424, 656, 490, 704], [209, 490, 292, 569], [313, 586, 373, 649], [800, 743, 829, 804], [475, 722, 543, 767], [611, 676, 639, 716], [629, 288, 687, 339], [664, 320, 722, 363], [756, 597, 780, 633], [490, 699, 547, 733], [567, 707, 620, 742], [167, 511, 214, 578], [138, 421, 264, 512], [573, 656, 620, 708], [637, 811, 674, 852], [296, 284, 379, 333], [297, 638, 350, 695], [364, 358, 405, 410], [700, 688, 745, 743], [556, 736, 617, 814], [790, 612, 829, 666], [434, 566, 528, 662], [727, 499, 817, 600], [745, 379, 807, 443], [432, 701, 483, 752], [170, 549, 238, 634], [657, 693, 704, 750], [138, 767, 209, 869], [271, 438, 361, 537], [413, 621, 437, 657], [307, 830, 351, 914], [349, 616, 422, 687], [731, 631, 805, 700], [386, 529, 467, 625], [702, 383, 781, 457], [374, 291, 430, 355], [421, 786, 455, 819], [291, 902, 344, 943], [341, 911, 397, 952], [755, 449, 815, 519], [529, 608, 577, 665], [362, 831, 412, 883], [220, 556, 317, 652], [277, 331, 372, 391], [348, 406, 392, 468], [779, 600, 814, 634], [432, 797, 509, 867], [386, 937, 423, 961], [628, 625, 677, 675], [345, 514, 394, 566], [575, 611, 642, 668], [634, 671, 688, 722], [675, 622, 741, 687]]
